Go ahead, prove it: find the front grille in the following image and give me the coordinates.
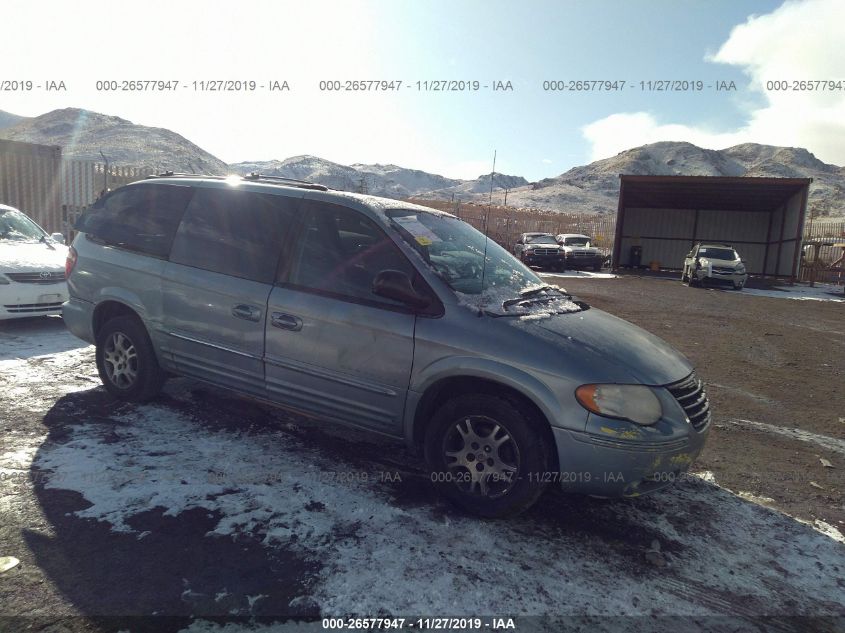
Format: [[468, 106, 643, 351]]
[[529, 249, 558, 256], [6, 271, 66, 284], [3, 301, 64, 313], [667, 373, 711, 431], [570, 251, 594, 258], [711, 266, 735, 274]]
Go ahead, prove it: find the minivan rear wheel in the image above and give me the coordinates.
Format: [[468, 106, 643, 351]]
[[424, 394, 551, 518], [96, 316, 165, 402]]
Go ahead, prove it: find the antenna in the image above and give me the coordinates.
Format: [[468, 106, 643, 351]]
[[477, 150, 496, 316]]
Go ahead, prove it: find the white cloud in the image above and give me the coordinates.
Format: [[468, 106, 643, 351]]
[[583, 0, 845, 163]]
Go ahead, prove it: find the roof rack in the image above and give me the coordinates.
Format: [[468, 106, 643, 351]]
[[146, 171, 228, 180], [242, 172, 329, 191], [146, 171, 329, 191]]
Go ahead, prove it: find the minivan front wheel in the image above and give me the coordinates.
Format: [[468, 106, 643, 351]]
[[96, 316, 165, 402], [425, 394, 551, 517]]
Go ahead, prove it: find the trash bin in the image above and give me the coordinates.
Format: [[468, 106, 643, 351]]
[[629, 245, 642, 268]]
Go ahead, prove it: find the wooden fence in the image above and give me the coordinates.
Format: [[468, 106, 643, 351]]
[[800, 218, 845, 284]]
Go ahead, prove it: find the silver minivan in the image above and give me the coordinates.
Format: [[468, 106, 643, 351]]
[[63, 175, 710, 517]]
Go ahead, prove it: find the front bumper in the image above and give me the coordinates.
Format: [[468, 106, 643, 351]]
[[565, 254, 604, 269], [523, 253, 566, 267], [551, 422, 709, 497], [0, 282, 68, 320], [694, 269, 748, 286]]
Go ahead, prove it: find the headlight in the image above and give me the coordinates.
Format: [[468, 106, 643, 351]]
[[575, 384, 662, 426], [736, 264, 746, 274]]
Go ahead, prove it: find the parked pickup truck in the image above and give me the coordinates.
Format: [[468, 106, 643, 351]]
[[555, 234, 604, 271]]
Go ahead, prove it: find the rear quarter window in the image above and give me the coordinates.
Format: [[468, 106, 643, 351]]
[[76, 184, 193, 257]]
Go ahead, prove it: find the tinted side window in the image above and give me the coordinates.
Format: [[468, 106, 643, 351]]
[[76, 184, 193, 257], [288, 202, 416, 306], [169, 188, 296, 283]]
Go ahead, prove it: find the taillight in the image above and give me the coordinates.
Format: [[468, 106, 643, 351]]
[[66, 246, 78, 278]]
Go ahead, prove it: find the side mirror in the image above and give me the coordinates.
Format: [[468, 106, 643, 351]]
[[373, 270, 431, 309], [50, 232, 66, 245]]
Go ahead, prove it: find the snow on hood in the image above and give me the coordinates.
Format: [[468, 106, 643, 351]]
[[0, 241, 68, 271]]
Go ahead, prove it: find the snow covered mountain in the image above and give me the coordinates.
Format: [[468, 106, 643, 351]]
[[0, 108, 228, 175], [0, 109, 28, 130], [2, 107, 842, 216], [497, 142, 845, 217], [229, 156, 524, 199]]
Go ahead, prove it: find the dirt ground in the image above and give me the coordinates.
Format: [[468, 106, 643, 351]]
[[552, 274, 845, 529], [0, 275, 843, 633]]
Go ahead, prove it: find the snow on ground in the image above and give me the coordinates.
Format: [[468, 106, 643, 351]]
[[732, 282, 845, 302], [16, 358, 843, 618], [540, 270, 617, 279], [725, 418, 845, 457], [4, 321, 845, 624], [28, 399, 845, 618]]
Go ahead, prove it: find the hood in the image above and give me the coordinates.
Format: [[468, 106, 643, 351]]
[[532, 307, 692, 385], [0, 241, 68, 272]]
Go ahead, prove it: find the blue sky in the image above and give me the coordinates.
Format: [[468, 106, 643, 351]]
[[3, 0, 843, 180]]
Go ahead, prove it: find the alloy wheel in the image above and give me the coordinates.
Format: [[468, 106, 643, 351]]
[[442, 416, 521, 499], [102, 331, 138, 389]]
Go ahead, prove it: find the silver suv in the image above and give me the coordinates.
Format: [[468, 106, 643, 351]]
[[683, 243, 748, 290], [63, 175, 710, 517]]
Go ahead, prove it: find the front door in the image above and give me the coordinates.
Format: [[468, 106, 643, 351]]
[[265, 200, 417, 434]]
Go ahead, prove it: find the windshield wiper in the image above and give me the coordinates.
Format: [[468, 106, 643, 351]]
[[502, 285, 569, 309]]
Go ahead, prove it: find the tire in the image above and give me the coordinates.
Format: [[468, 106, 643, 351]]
[[424, 394, 552, 518], [95, 315, 165, 402], [593, 264, 602, 272]]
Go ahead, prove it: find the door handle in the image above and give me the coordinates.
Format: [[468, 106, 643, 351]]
[[232, 304, 262, 322], [271, 312, 303, 331]]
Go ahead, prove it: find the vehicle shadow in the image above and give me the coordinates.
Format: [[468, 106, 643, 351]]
[[25, 379, 845, 628]]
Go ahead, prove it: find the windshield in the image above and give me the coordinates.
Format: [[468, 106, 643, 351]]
[[526, 236, 557, 245], [0, 208, 46, 242], [699, 247, 738, 261], [563, 236, 591, 247], [387, 209, 543, 297]]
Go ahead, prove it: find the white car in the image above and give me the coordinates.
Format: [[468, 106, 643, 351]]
[[0, 204, 69, 320], [682, 243, 748, 290]]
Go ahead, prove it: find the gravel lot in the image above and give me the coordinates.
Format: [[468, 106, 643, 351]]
[[0, 275, 843, 633]]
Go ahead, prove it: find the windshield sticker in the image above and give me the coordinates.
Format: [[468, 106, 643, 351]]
[[392, 215, 442, 245]]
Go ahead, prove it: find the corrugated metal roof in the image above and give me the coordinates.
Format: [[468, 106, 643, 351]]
[[619, 175, 812, 212]]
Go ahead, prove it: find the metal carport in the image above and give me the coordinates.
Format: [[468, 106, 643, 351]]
[[612, 175, 812, 280]]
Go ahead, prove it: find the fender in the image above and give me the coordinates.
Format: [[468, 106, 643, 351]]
[[402, 355, 563, 446]]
